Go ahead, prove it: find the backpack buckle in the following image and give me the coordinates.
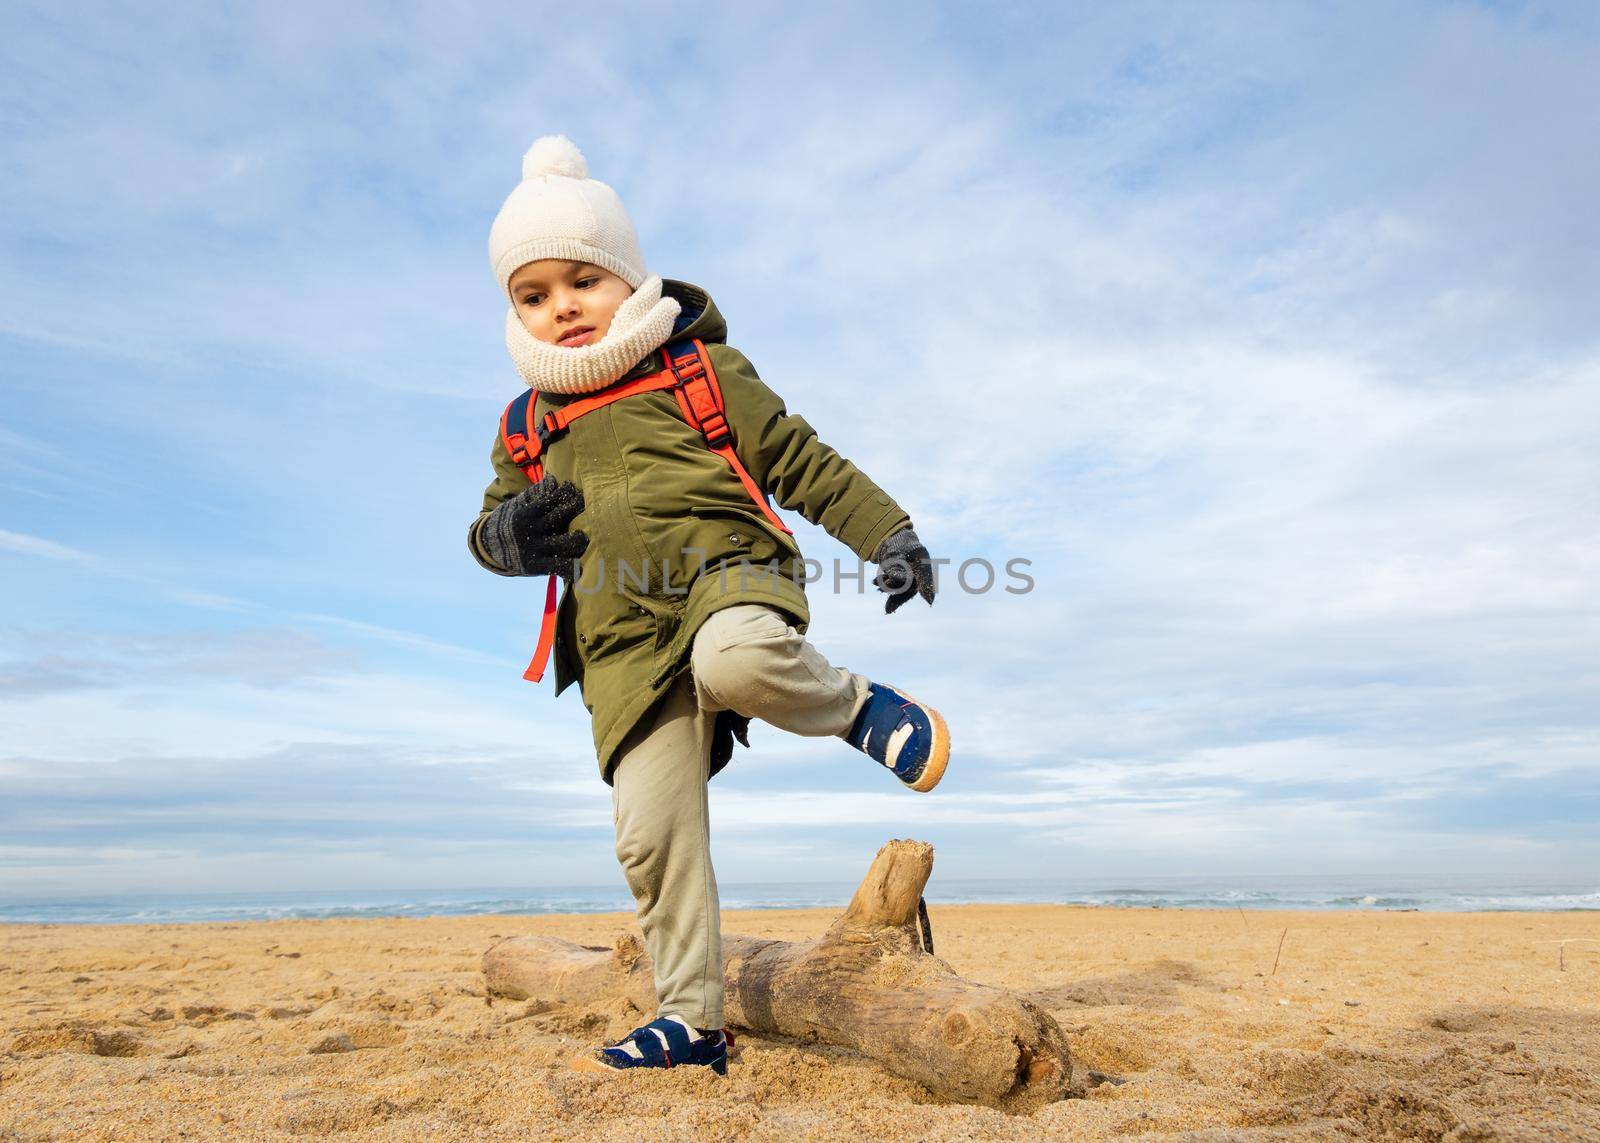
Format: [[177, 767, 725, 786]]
[[700, 411, 731, 448], [535, 411, 562, 448], [506, 432, 534, 468], [670, 352, 704, 384]]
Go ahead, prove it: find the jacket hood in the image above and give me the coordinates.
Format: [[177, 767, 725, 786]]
[[661, 279, 727, 347], [608, 279, 725, 386]]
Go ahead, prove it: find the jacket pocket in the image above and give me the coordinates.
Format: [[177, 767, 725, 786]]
[[708, 604, 790, 652], [618, 584, 681, 664], [687, 503, 794, 559]]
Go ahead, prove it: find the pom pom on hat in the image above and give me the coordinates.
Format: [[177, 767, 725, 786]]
[[488, 134, 648, 293], [523, 134, 588, 181]]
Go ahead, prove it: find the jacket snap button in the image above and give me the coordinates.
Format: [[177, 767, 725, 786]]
[[578, 633, 587, 644], [729, 532, 742, 544]]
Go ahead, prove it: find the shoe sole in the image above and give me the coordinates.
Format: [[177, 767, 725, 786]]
[[569, 1051, 729, 1076], [570, 1053, 623, 1074], [885, 685, 950, 793]]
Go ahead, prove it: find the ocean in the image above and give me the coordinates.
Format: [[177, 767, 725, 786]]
[[2, 875, 1596, 925]]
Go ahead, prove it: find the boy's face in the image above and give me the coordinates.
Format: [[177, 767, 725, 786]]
[[508, 259, 633, 347]]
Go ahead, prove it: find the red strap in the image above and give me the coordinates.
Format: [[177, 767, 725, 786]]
[[503, 372, 684, 483], [501, 341, 795, 685], [522, 575, 559, 683], [669, 342, 793, 535], [707, 437, 791, 534], [500, 392, 544, 481], [547, 371, 679, 433], [499, 393, 556, 682]]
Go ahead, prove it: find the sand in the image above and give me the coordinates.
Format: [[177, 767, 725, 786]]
[[2, 905, 1597, 1141]]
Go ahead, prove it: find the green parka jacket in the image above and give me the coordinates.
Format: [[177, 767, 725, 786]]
[[470, 280, 912, 782]]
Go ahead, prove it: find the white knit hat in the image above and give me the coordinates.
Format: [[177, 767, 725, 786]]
[[488, 135, 648, 294]]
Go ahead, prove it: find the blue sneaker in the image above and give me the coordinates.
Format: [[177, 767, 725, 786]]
[[844, 682, 951, 792], [571, 1015, 731, 1076]]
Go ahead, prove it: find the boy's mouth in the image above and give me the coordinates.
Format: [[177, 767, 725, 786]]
[[558, 325, 597, 347]]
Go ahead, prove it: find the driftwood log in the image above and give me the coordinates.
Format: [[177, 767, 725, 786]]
[[483, 839, 1074, 1109]]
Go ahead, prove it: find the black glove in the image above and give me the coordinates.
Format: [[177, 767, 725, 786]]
[[870, 526, 936, 614], [479, 476, 588, 578]]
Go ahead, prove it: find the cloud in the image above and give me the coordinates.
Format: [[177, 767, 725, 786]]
[[0, 737, 618, 894], [0, 627, 358, 695], [0, 528, 91, 562], [5, 732, 1594, 896]]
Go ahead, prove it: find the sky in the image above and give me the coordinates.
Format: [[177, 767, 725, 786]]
[[2, 0, 1597, 898]]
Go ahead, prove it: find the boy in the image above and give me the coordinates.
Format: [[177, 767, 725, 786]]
[[468, 136, 950, 1075]]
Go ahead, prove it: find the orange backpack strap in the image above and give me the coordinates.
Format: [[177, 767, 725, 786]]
[[519, 579, 559, 684], [494, 372, 690, 684], [498, 389, 559, 681], [499, 388, 546, 483], [496, 342, 792, 685], [663, 339, 793, 536], [499, 372, 681, 482]]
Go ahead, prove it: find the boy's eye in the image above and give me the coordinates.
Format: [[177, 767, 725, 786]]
[[576, 277, 598, 289], [522, 293, 544, 307]]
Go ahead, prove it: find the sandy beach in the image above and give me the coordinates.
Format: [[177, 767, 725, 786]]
[[3, 904, 1597, 1140]]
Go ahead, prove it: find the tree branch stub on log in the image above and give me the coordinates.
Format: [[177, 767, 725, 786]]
[[482, 839, 1074, 1110]]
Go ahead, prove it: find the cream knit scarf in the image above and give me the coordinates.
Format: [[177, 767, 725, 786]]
[[504, 274, 682, 395]]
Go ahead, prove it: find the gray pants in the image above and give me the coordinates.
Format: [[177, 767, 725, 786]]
[[608, 603, 872, 1030]]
